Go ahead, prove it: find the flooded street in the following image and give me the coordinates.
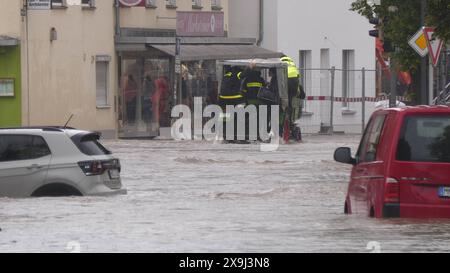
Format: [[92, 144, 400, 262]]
[[1, 135, 450, 253]]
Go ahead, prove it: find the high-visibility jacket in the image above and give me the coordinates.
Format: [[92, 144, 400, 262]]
[[281, 56, 300, 79]]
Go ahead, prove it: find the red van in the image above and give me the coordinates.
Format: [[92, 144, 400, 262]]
[[334, 106, 450, 218]]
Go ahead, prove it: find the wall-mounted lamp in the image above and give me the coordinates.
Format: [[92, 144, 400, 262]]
[[50, 27, 57, 42]]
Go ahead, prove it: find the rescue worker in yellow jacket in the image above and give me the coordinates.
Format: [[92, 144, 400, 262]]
[[281, 55, 304, 141]]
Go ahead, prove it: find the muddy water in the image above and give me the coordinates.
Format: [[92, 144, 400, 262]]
[[1, 135, 450, 253]]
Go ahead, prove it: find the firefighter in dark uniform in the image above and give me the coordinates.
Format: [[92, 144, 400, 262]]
[[218, 66, 244, 108], [239, 65, 266, 141], [218, 66, 245, 142], [241, 69, 265, 106]]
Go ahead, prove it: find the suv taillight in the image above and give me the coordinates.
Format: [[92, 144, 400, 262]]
[[384, 178, 400, 203], [78, 161, 105, 176]]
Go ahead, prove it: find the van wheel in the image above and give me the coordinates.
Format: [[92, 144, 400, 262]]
[[344, 202, 350, 214], [32, 184, 82, 197]]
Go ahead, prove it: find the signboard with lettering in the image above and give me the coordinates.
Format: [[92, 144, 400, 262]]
[[28, 0, 51, 10], [176, 11, 224, 37]]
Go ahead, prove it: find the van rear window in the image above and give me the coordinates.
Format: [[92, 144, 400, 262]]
[[397, 115, 450, 163]]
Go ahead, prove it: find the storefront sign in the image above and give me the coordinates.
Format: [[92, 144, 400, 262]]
[[119, 0, 145, 7], [28, 0, 51, 10], [176, 11, 224, 37]]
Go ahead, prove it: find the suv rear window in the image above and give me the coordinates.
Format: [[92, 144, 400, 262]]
[[397, 115, 450, 163], [0, 135, 51, 162], [71, 133, 111, 156]]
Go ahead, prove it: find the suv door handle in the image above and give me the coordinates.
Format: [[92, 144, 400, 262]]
[[356, 168, 366, 174], [27, 164, 44, 170]]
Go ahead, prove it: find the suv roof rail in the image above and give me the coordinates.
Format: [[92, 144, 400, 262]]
[[0, 126, 77, 132]]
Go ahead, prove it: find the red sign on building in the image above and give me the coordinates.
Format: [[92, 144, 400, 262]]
[[176, 11, 225, 37]]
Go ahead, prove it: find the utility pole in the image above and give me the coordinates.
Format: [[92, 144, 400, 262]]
[[175, 37, 182, 105], [420, 0, 428, 105]]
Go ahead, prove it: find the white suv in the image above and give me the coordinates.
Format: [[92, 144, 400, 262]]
[[0, 127, 126, 198]]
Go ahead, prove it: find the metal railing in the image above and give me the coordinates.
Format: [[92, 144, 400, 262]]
[[297, 67, 409, 135], [433, 82, 450, 105]]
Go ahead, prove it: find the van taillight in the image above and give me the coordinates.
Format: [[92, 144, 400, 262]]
[[78, 161, 105, 176], [384, 178, 400, 203]]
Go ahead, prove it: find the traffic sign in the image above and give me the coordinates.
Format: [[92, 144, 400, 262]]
[[423, 27, 444, 67], [408, 28, 429, 57]]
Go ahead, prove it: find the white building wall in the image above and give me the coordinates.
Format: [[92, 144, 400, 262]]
[[228, 0, 258, 40], [229, 0, 377, 134], [276, 0, 374, 71]]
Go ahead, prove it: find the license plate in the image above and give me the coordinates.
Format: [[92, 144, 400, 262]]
[[108, 169, 120, 180], [438, 187, 450, 198]]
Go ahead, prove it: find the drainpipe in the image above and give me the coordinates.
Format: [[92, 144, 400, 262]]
[[114, 0, 120, 37], [22, 0, 30, 126], [256, 0, 264, 46]]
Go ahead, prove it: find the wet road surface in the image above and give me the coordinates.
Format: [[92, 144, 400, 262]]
[[1, 135, 450, 253]]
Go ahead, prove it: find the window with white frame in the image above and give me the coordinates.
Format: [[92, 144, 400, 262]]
[[342, 50, 355, 108], [320, 48, 330, 97], [211, 0, 222, 10], [146, 0, 157, 8], [81, 0, 96, 8], [166, 0, 176, 8], [0, 79, 14, 97], [299, 50, 312, 96], [96, 57, 110, 107], [192, 0, 202, 9], [51, 0, 67, 8]]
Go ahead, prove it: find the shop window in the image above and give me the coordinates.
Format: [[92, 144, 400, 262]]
[[81, 0, 96, 9], [96, 56, 110, 107], [181, 60, 218, 107], [166, 0, 176, 8], [0, 79, 14, 97], [145, 0, 157, 8], [211, 0, 222, 10], [192, 0, 202, 9], [51, 0, 67, 9], [120, 58, 171, 135]]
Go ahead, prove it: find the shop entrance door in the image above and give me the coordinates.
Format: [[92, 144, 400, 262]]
[[119, 58, 171, 138]]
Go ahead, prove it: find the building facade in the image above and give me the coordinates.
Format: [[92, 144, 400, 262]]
[[0, 0, 117, 137], [0, 0, 280, 138], [115, 0, 280, 138], [0, 0, 22, 127], [229, 0, 377, 134]]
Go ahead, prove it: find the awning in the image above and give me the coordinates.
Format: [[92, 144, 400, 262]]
[[0, 36, 19, 46], [150, 44, 283, 61]]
